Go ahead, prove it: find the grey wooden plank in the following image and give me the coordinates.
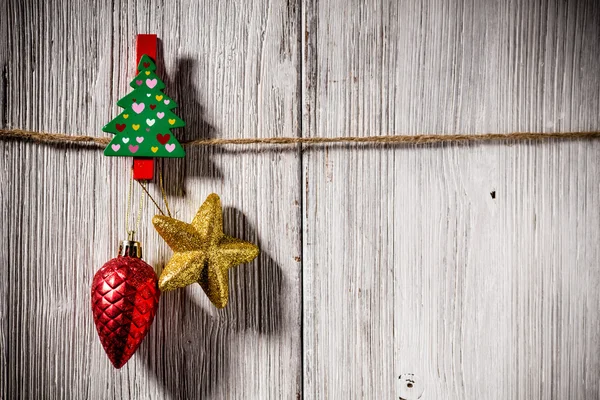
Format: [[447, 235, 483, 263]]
[[302, 0, 600, 398], [0, 0, 302, 398], [0, 0, 8, 396]]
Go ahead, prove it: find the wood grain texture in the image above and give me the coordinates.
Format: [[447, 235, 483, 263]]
[[0, 0, 302, 399], [301, 0, 600, 399], [2, 0, 600, 399]]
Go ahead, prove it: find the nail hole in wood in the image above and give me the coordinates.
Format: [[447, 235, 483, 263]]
[[490, 190, 496, 199]]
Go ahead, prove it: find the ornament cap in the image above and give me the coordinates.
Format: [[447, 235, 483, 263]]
[[119, 240, 143, 258]]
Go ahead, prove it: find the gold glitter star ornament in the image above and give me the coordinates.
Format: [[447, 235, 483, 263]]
[[152, 193, 259, 308]]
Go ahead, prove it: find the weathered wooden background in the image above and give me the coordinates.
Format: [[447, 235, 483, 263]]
[[1, 0, 600, 399]]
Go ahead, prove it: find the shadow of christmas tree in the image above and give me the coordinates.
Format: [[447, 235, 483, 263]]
[[156, 41, 224, 195]]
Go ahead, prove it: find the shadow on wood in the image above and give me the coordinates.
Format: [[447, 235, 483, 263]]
[[156, 41, 223, 196], [137, 207, 282, 398]]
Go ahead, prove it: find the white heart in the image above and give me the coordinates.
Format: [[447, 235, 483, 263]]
[[146, 118, 155, 126], [164, 99, 170, 105], [165, 143, 176, 153], [122, 137, 130, 143], [156, 112, 165, 119], [146, 93, 151, 97], [136, 136, 144, 143]]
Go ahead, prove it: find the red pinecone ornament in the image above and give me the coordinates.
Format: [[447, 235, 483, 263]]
[[91, 241, 160, 368]]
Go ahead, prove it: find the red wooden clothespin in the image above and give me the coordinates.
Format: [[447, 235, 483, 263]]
[[132, 34, 157, 180], [102, 35, 186, 176]]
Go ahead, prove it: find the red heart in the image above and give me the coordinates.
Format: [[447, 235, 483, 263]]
[[156, 134, 171, 145], [150, 104, 156, 110], [116, 124, 126, 132], [132, 98, 136, 102], [143, 62, 150, 68]]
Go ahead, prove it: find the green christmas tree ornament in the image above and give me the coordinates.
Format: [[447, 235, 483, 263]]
[[103, 54, 185, 158]]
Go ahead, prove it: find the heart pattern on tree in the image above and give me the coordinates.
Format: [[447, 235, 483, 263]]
[[156, 133, 170, 144], [102, 54, 185, 158]]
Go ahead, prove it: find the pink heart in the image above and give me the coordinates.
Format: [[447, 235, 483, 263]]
[[128, 145, 139, 153], [111, 144, 120, 151], [136, 80, 143, 85], [156, 112, 165, 119], [165, 143, 176, 153], [164, 100, 170, 105], [136, 136, 144, 143], [146, 78, 157, 88], [132, 102, 145, 114]]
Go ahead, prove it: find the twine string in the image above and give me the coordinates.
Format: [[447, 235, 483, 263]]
[[2, 128, 600, 147], [137, 179, 166, 216], [7, 126, 599, 225]]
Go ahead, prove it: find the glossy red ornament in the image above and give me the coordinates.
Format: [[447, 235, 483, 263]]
[[91, 240, 160, 368]]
